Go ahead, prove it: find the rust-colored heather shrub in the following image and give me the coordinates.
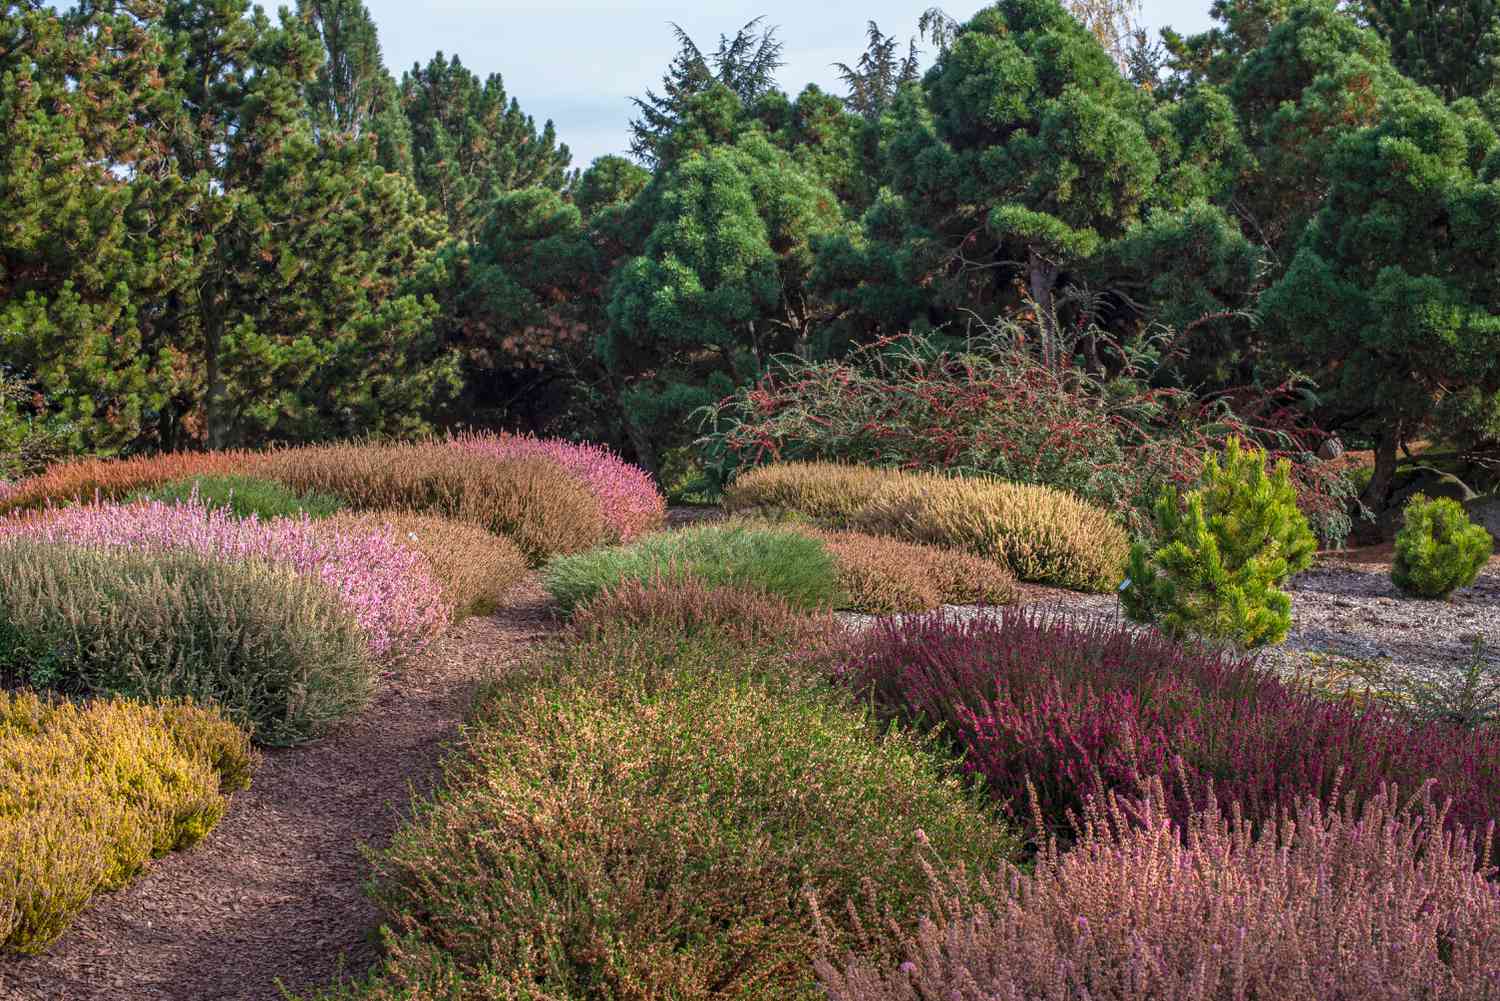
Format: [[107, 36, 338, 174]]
[[804, 529, 1018, 613], [0, 693, 254, 955], [304, 654, 1016, 1000], [0, 450, 254, 514], [256, 443, 609, 563], [568, 577, 842, 652], [816, 781, 1500, 1001], [324, 511, 528, 620], [724, 463, 1127, 593]]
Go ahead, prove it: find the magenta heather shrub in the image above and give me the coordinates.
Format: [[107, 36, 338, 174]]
[[452, 432, 665, 542], [1, 499, 447, 661], [825, 609, 1500, 834], [816, 781, 1500, 1001]]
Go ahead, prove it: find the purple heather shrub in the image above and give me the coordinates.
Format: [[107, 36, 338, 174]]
[[451, 431, 665, 542], [1, 498, 447, 661], [816, 780, 1500, 1001], [825, 609, 1500, 834]]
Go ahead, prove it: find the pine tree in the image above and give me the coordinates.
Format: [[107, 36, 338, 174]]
[[401, 53, 573, 239], [835, 21, 920, 122], [298, 0, 412, 174], [1123, 437, 1317, 648]]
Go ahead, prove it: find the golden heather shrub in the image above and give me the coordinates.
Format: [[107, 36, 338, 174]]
[[0, 693, 254, 955], [856, 473, 1129, 592], [0, 450, 254, 515], [257, 443, 609, 563], [722, 462, 893, 524], [725, 463, 1127, 593], [805, 529, 1019, 613], [324, 511, 529, 620]]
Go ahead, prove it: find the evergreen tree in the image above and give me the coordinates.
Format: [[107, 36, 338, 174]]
[[1354, 0, 1500, 102], [629, 17, 785, 166], [298, 0, 411, 174], [401, 53, 573, 238], [835, 21, 920, 122]]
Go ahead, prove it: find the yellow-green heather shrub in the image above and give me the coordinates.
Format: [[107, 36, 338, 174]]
[[725, 463, 1128, 593], [324, 511, 529, 620], [0, 693, 254, 954]]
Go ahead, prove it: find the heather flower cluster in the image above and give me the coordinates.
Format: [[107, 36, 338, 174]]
[[452, 431, 665, 542], [827, 608, 1500, 834], [1, 498, 448, 661], [816, 781, 1500, 1001]]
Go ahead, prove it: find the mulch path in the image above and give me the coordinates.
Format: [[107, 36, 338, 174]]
[[0, 577, 559, 1001]]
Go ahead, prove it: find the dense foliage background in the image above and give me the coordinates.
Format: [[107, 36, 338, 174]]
[[5, 0, 1500, 529]]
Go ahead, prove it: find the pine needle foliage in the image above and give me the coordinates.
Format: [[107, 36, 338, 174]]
[[1123, 437, 1316, 648], [1392, 494, 1494, 599]]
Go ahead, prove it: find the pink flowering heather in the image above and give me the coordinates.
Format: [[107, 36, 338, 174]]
[[825, 608, 1500, 835], [451, 431, 664, 543], [816, 780, 1500, 1001], [0, 499, 448, 661]]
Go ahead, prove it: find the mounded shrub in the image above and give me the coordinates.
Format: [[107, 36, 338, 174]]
[[1392, 493, 1494, 599], [0, 450, 250, 515], [824, 608, 1500, 835], [324, 511, 529, 620], [725, 463, 1128, 593], [256, 443, 610, 562], [0, 693, 255, 955], [816, 782, 1500, 1001], [452, 431, 666, 542], [303, 614, 1017, 1001], [804, 529, 1018, 613], [4, 499, 448, 662], [1123, 437, 1317, 648], [129, 474, 346, 521], [542, 523, 843, 614], [0, 541, 374, 745]]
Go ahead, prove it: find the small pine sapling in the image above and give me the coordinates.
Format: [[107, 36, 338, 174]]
[[1391, 494, 1493, 599], [1122, 438, 1317, 648]]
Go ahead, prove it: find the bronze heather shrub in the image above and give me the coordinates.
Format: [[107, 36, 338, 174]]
[[324, 511, 529, 620], [0, 450, 253, 515], [256, 443, 609, 563], [0, 693, 254, 955], [568, 577, 841, 652], [805, 529, 1018, 613], [723, 462, 893, 524], [816, 781, 1500, 1001]]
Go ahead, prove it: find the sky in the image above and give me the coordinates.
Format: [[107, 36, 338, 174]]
[[364, 0, 1217, 167]]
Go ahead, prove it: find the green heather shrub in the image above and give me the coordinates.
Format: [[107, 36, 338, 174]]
[[1392, 494, 1493, 599], [302, 599, 1016, 1001], [0, 541, 373, 745], [128, 474, 346, 521], [1, 693, 254, 955], [1124, 438, 1317, 648], [542, 523, 843, 614]]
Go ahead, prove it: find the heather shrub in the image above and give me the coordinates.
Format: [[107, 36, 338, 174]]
[[325, 511, 528, 620], [725, 463, 1128, 592], [804, 529, 1018, 613], [305, 619, 1017, 1001], [542, 523, 843, 614], [4, 499, 448, 662], [452, 431, 666, 542], [256, 443, 609, 562], [0, 692, 254, 954], [129, 474, 346, 521], [824, 609, 1500, 834], [816, 781, 1500, 1001], [0, 541, 374, 745], [1124, 437, 1317, 648], [699, 330, 1358, 546], [0, 450, 251, 514], [1392, 493, 1494, 599]]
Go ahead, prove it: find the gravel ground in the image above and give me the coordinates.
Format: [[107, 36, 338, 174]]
[[838, 549, 1500, 687]]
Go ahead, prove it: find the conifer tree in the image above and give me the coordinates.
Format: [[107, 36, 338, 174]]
[[298, 0, 412, 174], [1123, 437, 1316, 648], [835, 21, 920, 122]]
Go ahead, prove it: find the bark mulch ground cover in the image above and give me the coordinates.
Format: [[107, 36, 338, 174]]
[[0, 578, 557, 1001]]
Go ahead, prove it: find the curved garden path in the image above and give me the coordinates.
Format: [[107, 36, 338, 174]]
[[0, 578, 558, 1001]]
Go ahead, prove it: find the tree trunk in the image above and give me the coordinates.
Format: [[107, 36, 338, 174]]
[[1361, 422, 1401, 513], [1028, 248, 1059, 369], [204, 320, 225, 451]]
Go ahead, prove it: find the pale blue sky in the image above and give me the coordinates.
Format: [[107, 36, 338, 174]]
[[366, 1, 1218, 166]]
